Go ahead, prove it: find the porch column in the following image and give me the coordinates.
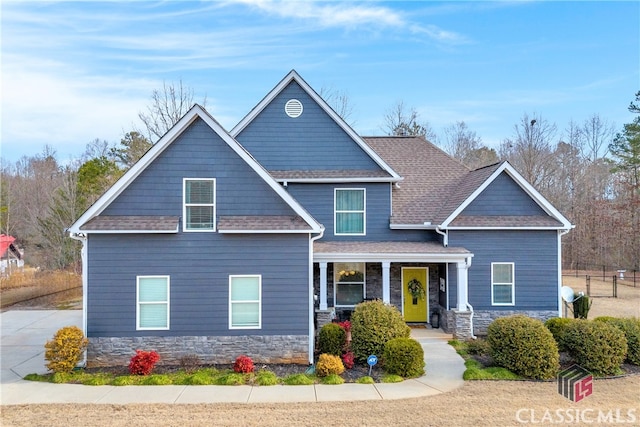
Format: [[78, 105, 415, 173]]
[[382, 261, 391, 304], [456, 260, 469, 311], [319, 262, 328, 310]]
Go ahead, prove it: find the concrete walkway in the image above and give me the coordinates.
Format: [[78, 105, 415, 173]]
[[0, 310, 465, 405]]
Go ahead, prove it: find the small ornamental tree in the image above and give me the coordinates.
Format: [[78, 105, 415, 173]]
[[129, 350, 160, 375]]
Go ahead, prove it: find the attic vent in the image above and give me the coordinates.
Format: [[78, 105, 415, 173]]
[[285, 99, 303, 118]]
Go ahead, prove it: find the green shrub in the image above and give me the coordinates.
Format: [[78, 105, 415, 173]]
[[564, 320, 627, 376], [381, 374, 403, 383], [44, 326, 89, 374], [356, 376, 374, 384], [318, 323, 346, 356], [142, 374, 172, 385], [255, 370, 278, 386], [487, 315, 559, 380], [573, 294, 592, 319], [321, 374, 344, 384], [594, 317, 640, 366], [282, 373, 314, 385], [466, 338, 491, 355], [383, 338, 425, 378], [350, 300, 410, 363], [215, 372, 245, 385], [544, 317, 576, 351], [315, 353, 345, 377]]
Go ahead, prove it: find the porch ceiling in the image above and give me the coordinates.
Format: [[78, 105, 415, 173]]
[[313, 241, 472, 263]]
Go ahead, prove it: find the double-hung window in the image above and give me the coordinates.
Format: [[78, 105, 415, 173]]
[[491, 263, 515, 305], [184, 178, 215, 231], [334, 188, 365, 235], [229, 275, 261, 329], [137, 276, 170, 330], [334, 262, 365, 306]]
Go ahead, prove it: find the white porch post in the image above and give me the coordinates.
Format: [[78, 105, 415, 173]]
[[382, 261, 391, 304], [456, 260, 469, 311], [319, 262, 328, 310]]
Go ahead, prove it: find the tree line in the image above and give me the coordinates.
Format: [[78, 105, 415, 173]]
[[1, 84, 638, 273]]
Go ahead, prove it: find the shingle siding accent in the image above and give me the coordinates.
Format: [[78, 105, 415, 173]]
[[236, 81, 383, 171]]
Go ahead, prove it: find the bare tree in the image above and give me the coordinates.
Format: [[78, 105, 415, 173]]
[[579, 114, 615, 162], [138, 80, 207, 142], [382, 101, 437, 141], [320, 86, 355, 126], [441, 121, 497, 169], [500, 113, 557, 190]]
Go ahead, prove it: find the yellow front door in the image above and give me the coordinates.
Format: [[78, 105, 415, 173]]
[[402, 267, 428, 322]]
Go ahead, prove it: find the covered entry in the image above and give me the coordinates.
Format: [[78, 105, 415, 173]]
[[403, 267, 428, 322]]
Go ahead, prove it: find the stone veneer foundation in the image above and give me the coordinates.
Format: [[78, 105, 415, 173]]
[[87, 335, 309, 367], [439, 308, 559, 338]]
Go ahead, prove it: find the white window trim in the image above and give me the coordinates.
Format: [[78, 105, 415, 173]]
[[491, 262, 515, 306], [334, 263, 366, 308], [183, 178, 216, 232], [136, 275, 170, 330], [229, 275, 262, 330], [334, 188, 366, 236]]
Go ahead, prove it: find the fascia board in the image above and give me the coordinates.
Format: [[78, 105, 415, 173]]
[[313, 252, 472, 263], [79, 229, 179, 234], [218, 230, 314, 234], [445, 226, 567, 231], [277, 177, 402, 184], [230, 70, 401, 181]]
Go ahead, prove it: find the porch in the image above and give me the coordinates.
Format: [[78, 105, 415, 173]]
[[312, 241, 475, 338]]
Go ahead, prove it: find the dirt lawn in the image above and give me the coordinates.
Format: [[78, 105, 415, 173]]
[[561, 275, 640, 318]]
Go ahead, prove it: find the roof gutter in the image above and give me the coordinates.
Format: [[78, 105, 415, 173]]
[[435, 226, 448, 247], [308, 225, 325, 365]]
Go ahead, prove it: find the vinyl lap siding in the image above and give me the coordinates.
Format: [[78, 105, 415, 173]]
[[235, 81, 382, 171], [103, 118, 295, 217], [448, 230, 558, 311], [462, 172, 547, 216], [86, 233, 310, 337]]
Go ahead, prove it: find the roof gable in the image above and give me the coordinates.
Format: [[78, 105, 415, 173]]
[[441, 162, 572, 230], [231, 70, 400, 181], [68, 105, 321, 234]]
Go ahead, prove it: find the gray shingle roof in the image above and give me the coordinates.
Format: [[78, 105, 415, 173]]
[[363, 136, 470, 225], [449, 215, 563, 228], [79, 216, 179, 232], [218, 216, 313, 231], [314, 241, 470, 255]]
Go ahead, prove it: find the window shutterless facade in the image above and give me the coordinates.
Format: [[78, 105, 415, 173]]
[[183, 178, 216, 231], [334, 262, 365, 307], [137, 276, 170, 330], [491, 262, 515, 305], [229, 275, 261, 329], [334, 188, 365, 235]]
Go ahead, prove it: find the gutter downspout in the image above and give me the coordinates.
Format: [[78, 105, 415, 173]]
[[308, 226, 325, 365], [465, 256, 477, 339], [557, 228, 572, 317], [68, 231, 88, 367], [435, 226, 448, 247]]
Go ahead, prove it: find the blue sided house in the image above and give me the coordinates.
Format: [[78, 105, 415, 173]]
[[68, 71, 573, 367]]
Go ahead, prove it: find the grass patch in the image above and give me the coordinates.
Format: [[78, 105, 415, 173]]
[[23, 373, 51, 382], [214, 372, 246, 385], [356, 376, 375, 384], [254, 370, 279, 386], [282, 373, 315, 385], [321, 374, 344, 385], [381, 374, 403, 383], [453, 340, 521, 381]]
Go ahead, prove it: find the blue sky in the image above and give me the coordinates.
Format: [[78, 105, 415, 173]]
[[2, 1, 638, 163]]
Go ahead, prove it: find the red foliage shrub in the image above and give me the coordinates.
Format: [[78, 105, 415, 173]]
[[233, 355, 254, 373], [337, 320, 351, 332], [128, 350, 160, 375], [341, 351, 355, 369]]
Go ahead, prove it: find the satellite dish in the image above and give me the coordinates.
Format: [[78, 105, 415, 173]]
[[561, 286, 575, 303]]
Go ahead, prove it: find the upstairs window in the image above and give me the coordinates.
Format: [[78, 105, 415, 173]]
[[334, 188, 365, 235], [184, 178, 215, 231], [491, 262, 515, 305]]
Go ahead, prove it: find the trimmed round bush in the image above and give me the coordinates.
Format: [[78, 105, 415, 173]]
[[44, 326, 89, 374], [315, 353, 345, 377], [318, 323, 346, 356], [487, 315, 559, 380], [594, 317, 640, 366], [383, 337, 425, 378], [350, 300, 410, 363], [544, 317, 576, 351], [564, 320, 627, 376]]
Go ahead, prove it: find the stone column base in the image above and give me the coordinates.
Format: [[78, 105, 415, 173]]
[[452, 310, 473, 340]]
